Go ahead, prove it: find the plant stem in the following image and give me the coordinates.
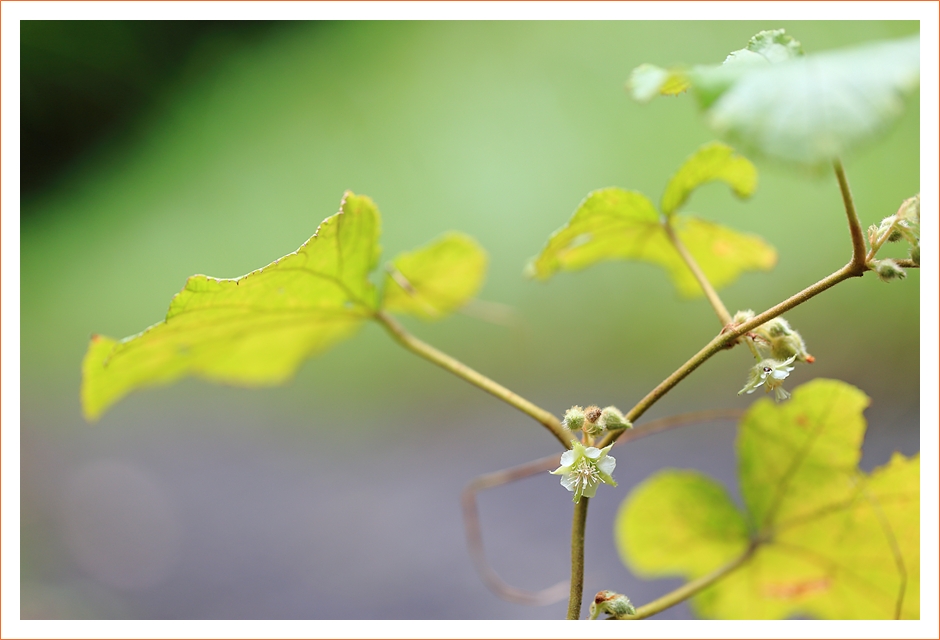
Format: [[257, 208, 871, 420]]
[[597, 262, 863, 450], [566, 497, 590, 619], [663, 220, 732, 327], [833, 158, 868, 271], [374, 310, 571, 447], [624, 543, 757, 620]]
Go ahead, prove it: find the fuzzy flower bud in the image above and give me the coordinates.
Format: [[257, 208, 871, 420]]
[[599, 406, 631, 431], [550, 440, 617, 503], [562, 405, 586, 432], [869, 258, 907, 282], [589, 591, 636, 620], [751, 317, 814, 364]]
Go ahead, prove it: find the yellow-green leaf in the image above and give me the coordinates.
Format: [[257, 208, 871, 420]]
[[660, 142, 757, 217], [615, 379, 920, 619], [81, 192, 381, 421], [525, 188, 775, 297], [615, 470, 750, 578], [382, 232, 487, 320], [737, 379, 869, 529]]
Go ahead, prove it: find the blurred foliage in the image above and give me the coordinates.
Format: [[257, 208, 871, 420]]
[[20, 20, 288, 198], [21, 21, 919, 428]]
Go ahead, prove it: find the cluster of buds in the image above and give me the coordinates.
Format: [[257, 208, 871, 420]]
[[732, 311, 814, 364], [562, 404, 632, 436], [732, 310, 812, 402], [552, 404, 631, 502], [866, 193, 920, 280]]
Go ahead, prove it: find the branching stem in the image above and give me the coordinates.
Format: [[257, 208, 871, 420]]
[[374, 310, 571, 447], [833, 158, 868, 271], [598, 261, 863, 450]]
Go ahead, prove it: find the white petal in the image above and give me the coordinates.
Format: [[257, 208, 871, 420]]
[[584, 446, 602, 460], [559, 450, 577, 467], [581, 482, 599, 498], [597, 455, 616, 475], [559, 473, 578, 492], [771, 369, 790, 380]]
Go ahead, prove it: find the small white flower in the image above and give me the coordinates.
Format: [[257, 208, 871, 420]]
[[550, 440, 617, 503], [738, 355, 797, 402]]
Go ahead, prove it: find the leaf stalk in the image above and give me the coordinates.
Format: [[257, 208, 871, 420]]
[[374, 310, 571, 447]]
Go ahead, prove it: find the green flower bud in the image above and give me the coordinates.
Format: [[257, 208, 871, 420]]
[[752, 317, 814, 363], [910, 244, 920, 266], [599, 406, 631, 431], [562, 405, 586, 431], [589, 590, 636, 620], [869, 258, 906, 282]]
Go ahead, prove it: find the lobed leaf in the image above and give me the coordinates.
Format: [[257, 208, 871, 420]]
[[382, 232, 487, 320], [614, 379, 920, 619], [737, 379, 869, 529], [525, 188, 775, 297], [660, 142, 758, 216], [81, 192, 382, 421]]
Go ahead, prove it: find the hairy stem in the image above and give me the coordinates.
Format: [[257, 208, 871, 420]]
[[567, 498, 590, 619], [625, 543, 757, 620], [374, 310, 571, 447], [598, 262, 863, 450], [663, 220, 732, 326], [833, 158, 868, 270]]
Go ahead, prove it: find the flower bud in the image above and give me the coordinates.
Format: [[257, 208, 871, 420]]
[[599, 406, 631, 431], [869, 258, 906, 282], [581, 405, 604, 436], [562, 405, 586, 431], [751, 317, 813, 363], [589, 590, 636, 620]]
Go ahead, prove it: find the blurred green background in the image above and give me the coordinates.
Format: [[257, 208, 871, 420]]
[[20, 21, 919, 619]]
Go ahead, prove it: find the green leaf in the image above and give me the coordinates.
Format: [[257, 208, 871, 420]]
[[660, 142, 758, 216], [525, 188, 775, 297], [615, 379, 920, 619], [693, 34, 920, 166], [737, 379, 869, 529], [630, 31, 919, 166], [615, 470, 750, 578], [382, 232, 488, 320], [81, 191, 381, 421]]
